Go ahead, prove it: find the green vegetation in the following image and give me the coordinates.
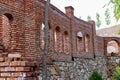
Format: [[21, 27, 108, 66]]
[[113, 65, 120, 80], [79, 16, 82, 19], [96, 13, 101, 28], [87, 16, 91, 21], [118, 29, 120, 35], [89, 70, 102, 80], [109, 0, 120, 22], [105, 8, 111, 25]]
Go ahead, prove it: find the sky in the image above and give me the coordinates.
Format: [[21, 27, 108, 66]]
[[51, 0, 120, 29]]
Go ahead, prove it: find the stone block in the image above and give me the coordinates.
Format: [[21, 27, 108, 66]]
[[8, 53, 21, 58]]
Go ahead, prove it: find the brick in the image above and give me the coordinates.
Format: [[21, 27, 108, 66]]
[[7, 78, 26, 80], [4, 67, 15, 72], [16, 67, 30, 71], [11, 72, 22, 77], [0, 57, 4, 62], [20, 61, 27, 66], [1, 73, 10, 77], [8, 53, 21, 58], [10, 61, 21, 67], [10, 61, 26, 67], [0, 62, 9, 67], [0, 78, 6, 80], [6, 78, 16, 80], [4, 57, 14, 62]]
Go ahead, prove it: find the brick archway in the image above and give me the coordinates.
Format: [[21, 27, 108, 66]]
[[104, 37, 120, 56], [0, 13, 14, 51]]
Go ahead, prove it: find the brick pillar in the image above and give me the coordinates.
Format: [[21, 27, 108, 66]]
[[88, 20, 96, 35], [83, 36, 86, 52], [24, 0, 38, 59], [0, 15, 3, 44], [49, 27, 54, 52], [88, 20, 96, 56], [65, 6, 74, 55], [65, 6, 74, 18]]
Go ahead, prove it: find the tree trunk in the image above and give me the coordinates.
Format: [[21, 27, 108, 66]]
[[42, 0, 50, 80]]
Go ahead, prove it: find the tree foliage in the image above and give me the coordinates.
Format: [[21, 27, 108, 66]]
[[87, 16, 91, 21], [79, 16, 82, 19], [118, 29, 120, 35], [105, 8, 111, 25], [89, 70, 102, 80], [96, 13, 101, 28], [110, 0, 120, 21]]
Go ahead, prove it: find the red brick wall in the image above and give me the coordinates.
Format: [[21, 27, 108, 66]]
[[0, 0, 104, 60], [94, 36, 104, 57], [2, 15, 10, 49], [0, 54, 40, 80], [0, 0, 25, 53]]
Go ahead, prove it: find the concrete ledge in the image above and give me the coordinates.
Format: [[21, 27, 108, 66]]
[[73, 52, 94, 58], [52, 52, 72, 62]]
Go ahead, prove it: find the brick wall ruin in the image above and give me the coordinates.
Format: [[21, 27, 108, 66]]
[[0, 0, 120, 80]]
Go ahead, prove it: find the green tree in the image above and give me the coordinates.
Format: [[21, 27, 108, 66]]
[[96, 13, 101, 28], [79, 16, 82, 19], [87, 15, 91, 21], [118, 29, 120, 35], [109, 0, 120, 21], [105, 8, 111, 25], [89, 70, 102, 80]]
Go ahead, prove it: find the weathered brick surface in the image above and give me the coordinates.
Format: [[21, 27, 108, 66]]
[[0, 0, 98, 60], [0, 57, 40, 79], [94, 36, 104, 57]]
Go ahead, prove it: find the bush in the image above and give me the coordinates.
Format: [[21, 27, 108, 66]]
[[113, 65, 120, 80], [89, 70, 102, 80]]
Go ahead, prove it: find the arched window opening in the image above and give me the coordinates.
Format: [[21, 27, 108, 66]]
[[41, 23, 45, 50], [2, 13, 13, 49], [64, 31, 69, 54], [41, 23, 52, 51], [107, 40, 119, 56], [85, 34, 90, 52], [77, 37, 82, 53], [0, 44, 6, 52], [77, 31, 83, 53], [4, 13, 13, 21], [48, 23, 53, 51], [55, 27, 60, 42], [54, 26, 62, 52]]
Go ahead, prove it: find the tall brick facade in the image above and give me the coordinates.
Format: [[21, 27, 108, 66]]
[[0, 0, 120, 80]]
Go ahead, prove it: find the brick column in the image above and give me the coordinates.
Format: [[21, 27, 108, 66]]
[[0, 15, 3, 44], [83, 36, 86, 52], [65, 6, 74, 18]]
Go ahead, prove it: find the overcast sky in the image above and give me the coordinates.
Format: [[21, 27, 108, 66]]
[[51, 0, 120, 29]]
